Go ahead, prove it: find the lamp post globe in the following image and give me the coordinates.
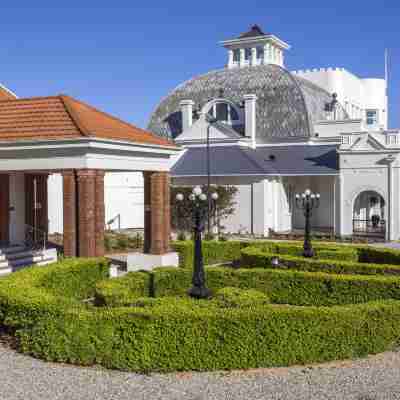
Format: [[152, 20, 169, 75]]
[[175, 188, 219, 299], [295, 189, 320, 258]]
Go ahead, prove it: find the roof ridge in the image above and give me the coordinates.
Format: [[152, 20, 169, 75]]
[[59, 95, 90, 137], [64, 94, 175, 144]]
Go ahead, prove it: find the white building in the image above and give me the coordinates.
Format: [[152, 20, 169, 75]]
[[148, 25, 397, 240], [21, 24, 392, 240]]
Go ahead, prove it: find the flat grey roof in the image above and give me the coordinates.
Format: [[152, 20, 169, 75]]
[[171, 144, 338, 177]]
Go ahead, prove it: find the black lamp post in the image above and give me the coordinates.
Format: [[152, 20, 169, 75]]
[[295, 189, 320, 258], [206, 115, 218, 236], [176, 186, 219, 299]]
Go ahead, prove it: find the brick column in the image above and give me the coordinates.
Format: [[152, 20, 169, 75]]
[[143, 171, 152, 254], [94, 170, 105, 257], [76, 169, 96, 257], [163, 173, 171, 253], [62, 170, 77, 257]]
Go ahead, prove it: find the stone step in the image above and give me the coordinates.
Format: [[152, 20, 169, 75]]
[[0, 245, 27, 256], [0, 247, 58, 276]]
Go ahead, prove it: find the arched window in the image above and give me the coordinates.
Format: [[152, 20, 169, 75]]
[[207, 101, 240, 124]]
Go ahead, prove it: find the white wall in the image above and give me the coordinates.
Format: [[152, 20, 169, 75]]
[[48, 174, 63, 234], [222, 185, 252, 234], [292, 68, 387, 128], [47, 172, 145, 234], [9, 173, 25, 244], [104, 172, 144, 230]]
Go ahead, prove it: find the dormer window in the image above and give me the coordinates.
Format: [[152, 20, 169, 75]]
[[233, 49, 240, 63], [207, 101, 240, 124]]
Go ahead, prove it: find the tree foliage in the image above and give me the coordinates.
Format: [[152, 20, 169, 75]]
[[171, 185, 238, 234]]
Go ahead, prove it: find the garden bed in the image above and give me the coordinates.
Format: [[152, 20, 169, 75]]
[[1, 242, 400, 372]]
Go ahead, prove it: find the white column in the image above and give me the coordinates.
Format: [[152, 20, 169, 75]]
[[388, 158, 395, 240], [228, 49, 234, 69], [244, 94, 257, 148], [251, 47, 257, 66], [179, 100, 194, 131], [263, 43, 269, 64], [239, 48, 245, 67]]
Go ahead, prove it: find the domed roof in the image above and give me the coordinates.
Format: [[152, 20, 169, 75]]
[[148, 64, 347, 143]]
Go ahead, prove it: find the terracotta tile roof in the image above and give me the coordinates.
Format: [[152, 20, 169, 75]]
[[0, 85, 17, 100], [0, 95, 177, 148]]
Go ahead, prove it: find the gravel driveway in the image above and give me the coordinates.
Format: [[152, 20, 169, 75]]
[[1, 343, 400, 400]]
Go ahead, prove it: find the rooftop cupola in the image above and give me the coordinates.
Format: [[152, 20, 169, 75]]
[[221, 25, 290, 69]]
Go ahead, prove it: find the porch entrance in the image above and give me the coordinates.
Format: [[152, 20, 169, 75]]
[[25, 174, 48, 248], [353, 190, 386, 238], [0, 174, 9, 244]]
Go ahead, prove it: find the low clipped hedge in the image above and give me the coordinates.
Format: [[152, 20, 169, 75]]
[[2, 242, 400, 372], [151, 267, 400, 306], [96, 264, 400, 307], [172, 240, 250, 268], [171, 240, 362, 268], [241, 246, 400, 276]]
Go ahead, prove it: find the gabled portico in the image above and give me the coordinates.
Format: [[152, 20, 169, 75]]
[[0, 95, 180, 265]]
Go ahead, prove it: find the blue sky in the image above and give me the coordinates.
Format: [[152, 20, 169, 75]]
[[1, 1, 399, 128]]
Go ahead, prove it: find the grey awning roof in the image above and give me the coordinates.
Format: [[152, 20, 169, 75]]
[[171, 145, 338, 177]]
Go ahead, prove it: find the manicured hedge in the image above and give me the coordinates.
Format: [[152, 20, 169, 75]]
[[15, 298, 400, 372], [152, 267, 400, 306], [172, 240, 250, 268], [95, 272, 151, 307], [2, 242, 400, 373], [171, 240, 364, 268], [241, 247, 400, 276]]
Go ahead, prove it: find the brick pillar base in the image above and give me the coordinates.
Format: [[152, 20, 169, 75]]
[[94, 171, 105, 257], [76, 170, 97, 257], [143, 171, 171, 255], [62, 170, 77, 257], [143, 172, 152, 254]]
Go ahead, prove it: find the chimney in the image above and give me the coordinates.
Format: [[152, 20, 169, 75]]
[[244, 94, 257, 148], [180, 100, 195, 131]]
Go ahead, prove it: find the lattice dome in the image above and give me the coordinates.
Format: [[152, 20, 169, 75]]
[[148, 64, 348, 143]]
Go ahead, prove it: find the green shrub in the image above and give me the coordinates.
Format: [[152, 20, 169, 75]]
[[115, 235, 129, 250], [241, 247, 400, 276], [357, 246, 400, 265], [94, 272, 151, 307], [171, 240, 253, 268], [214, 287, 270, 308], [3, 244, 400, 373], [153, 266, 400, 306]]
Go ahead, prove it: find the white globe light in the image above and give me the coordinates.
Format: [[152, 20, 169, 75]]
[[311, 194, 316, 199], [295, 194, 300, 199], [211, 192, 219, 200], [193, 186, 202, 196], [176, 193, 184, 202], [199, 193, 207, 201], [189, 194, 196, 201], [301, 193, 306, 199], [305, 189, 311, 196], [316, 193, 321, 199]]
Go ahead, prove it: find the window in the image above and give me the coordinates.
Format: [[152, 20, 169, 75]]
[[244, 48, 252, 61], [207, 102, 240, 124], [233, 49, 240, 62], [256, 46, 264, 59], [366, 109, 378, 126]]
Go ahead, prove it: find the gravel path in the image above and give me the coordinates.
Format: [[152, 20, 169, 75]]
[[1, 343, 400, 400]]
